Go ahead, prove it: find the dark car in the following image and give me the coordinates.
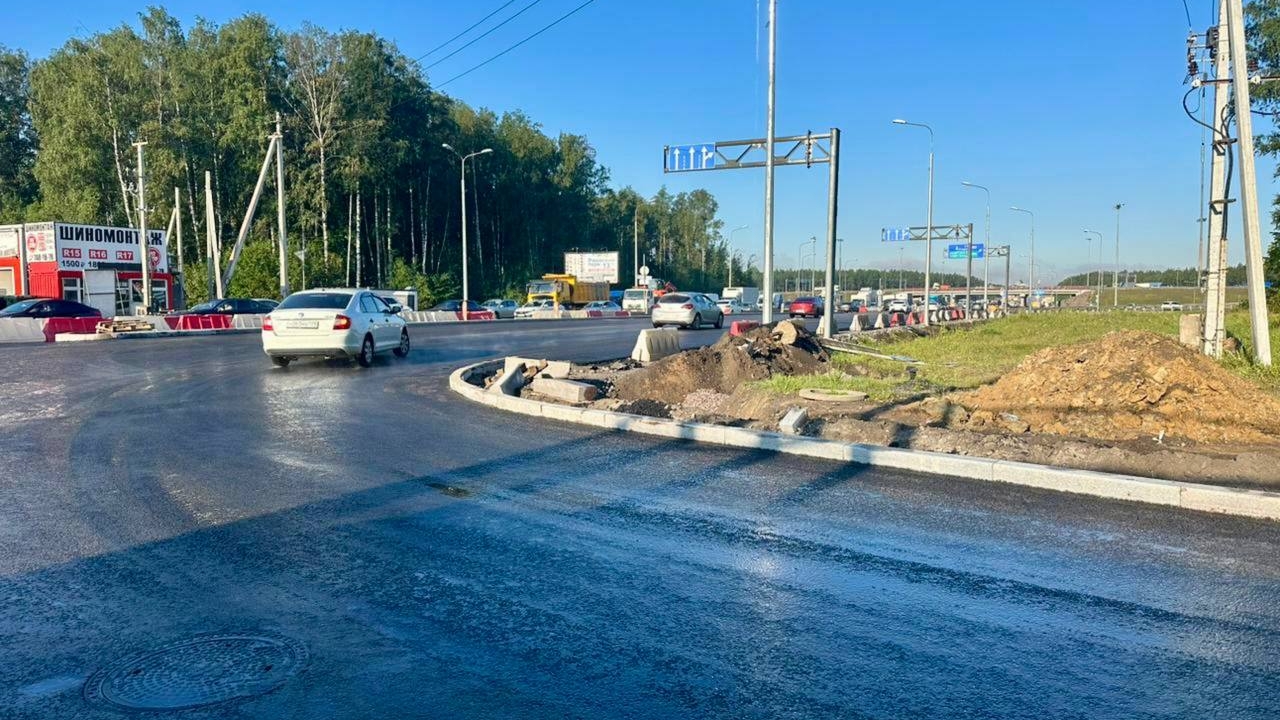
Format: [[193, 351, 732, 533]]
[[0, 298, 102, 319], [788, 296, 824, 318], [0, 295, 37, 311], [431, 299, 486, 313], [177, 298, 278, 315]]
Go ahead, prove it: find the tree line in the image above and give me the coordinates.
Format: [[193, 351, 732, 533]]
[[0, 8, 750, 305], [1057, 265, 1249, 288]]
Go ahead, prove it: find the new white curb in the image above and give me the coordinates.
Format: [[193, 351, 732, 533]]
[[448, 360, 1280, 522]]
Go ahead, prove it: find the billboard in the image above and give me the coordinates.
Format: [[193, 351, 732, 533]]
[[27, 222, 169, 273], [565, 251, 619, 284], [0, 225, 20, 258]]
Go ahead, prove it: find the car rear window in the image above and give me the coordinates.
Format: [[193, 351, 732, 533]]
[[277, 292, 351, 310], [658, 294, 688, 304]]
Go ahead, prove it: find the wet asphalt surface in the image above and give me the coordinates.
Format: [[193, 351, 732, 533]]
[[2, 318, 1280, 719]]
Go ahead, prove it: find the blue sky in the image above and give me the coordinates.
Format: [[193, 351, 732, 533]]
[[10, 0, 1274, 283]]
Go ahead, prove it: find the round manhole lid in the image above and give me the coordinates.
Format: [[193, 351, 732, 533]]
[[84, 633, 307, 712]]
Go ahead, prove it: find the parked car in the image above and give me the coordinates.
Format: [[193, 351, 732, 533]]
[[583, 300, 623, 312], [788, 296, 823, 318], [430, 299, 486, 314], [482, 298, 519, 319], [1160, 300, 1184, 312], [0, 295, 36, 311], [175, 298, 277, 315], [0, 298, 102, 319], [515, 299, 556, 318], [262, 288, 409, 368], [652, 292, 724, 330]]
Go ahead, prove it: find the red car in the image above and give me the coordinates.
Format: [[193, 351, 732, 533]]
[[788, 296, 823, 318]]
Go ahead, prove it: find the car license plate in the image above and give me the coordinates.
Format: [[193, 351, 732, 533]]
[[286, 320, 318, 329]]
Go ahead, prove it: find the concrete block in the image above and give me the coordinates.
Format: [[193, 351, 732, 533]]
[[774, 436, 852, 461], [631, 327, 682, 362], [530, 377, 599, 403], [779, 407, 809, 435], [503, 356, 571, 379], [539, 403, 585, 424], [487, 363, 527, 396], [850, 446, 994, 481], [1178, 314, 1201, 348], [1179, 485, 1280, 520]]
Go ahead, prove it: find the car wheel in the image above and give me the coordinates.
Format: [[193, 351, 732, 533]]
[[393, 329, 410, 358], [271, 356, 291, 368], [357, 334, 375, 368], [691, 314, 702, 330], [653, 323, 662, 329], [714, 314, 723, 329]]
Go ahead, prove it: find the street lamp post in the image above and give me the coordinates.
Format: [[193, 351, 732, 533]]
[[799, 237, 816, 293], [893, 119, 934, 325], [1083, 229, 1103, 309], [961, 181, 990, 307], [442, 143, 493, 319], [1113, 203, 1124, 307], [1011, 206, 1035, 301], [728, 224, 749, 286]]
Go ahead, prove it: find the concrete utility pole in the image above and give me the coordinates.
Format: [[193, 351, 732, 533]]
[[205, 171, 221, 299], [133, 141, 150, 314], [1011, 206, 1034, 299], [442, 143, 492, 319], [1204, 0, 1231, 357], [1226, 0, 1273, 365], [1113, 203, 1124, 307], [275, 114, 289, 299], [761, 0, 778, 324], [633, 206, 640, 286], [962, 181, 991, 306], [893, 119, 934, 325], [174, 187, 184, 309], [222, 134, 278, 292]]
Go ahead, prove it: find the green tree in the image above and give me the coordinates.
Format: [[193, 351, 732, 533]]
[[0, 46, 37, 221]]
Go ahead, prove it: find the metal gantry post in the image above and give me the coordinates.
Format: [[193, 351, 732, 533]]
[[1113, 203, 1123, 308], [820, 127, 840, 338], [761, 0, 778, 325], [133, 141, 150, 314], [1226, 0, 1273, 365]]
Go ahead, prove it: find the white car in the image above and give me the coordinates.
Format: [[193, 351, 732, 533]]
[[262, 288, 409, 368], [482, 298, 519, 319], [1160, 300, 1183, 312], [583, 300, 622, 312], [716, 299, 746, 315], [886, 299, 910, 313], [515, 299, 556, 319]]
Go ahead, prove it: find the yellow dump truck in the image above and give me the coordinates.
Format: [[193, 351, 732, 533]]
[[525, 274, 610, 308]]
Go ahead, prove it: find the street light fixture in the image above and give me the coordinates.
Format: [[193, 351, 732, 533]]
[[893, 118, 934, 326], [961, 181, 991, 307], [1010, 206, 1035, 301], [442, 143, 493, 319]]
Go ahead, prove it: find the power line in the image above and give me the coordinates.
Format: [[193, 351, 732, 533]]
[[416, 0, 519, 61], [424, 0, 544, 71], [438, 0, 597, 88], [1181, 0, 1194, 28]]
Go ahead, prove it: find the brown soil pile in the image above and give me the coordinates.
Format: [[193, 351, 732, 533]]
[[612, 322, 829, 406], [956, 330, 1280, 445]]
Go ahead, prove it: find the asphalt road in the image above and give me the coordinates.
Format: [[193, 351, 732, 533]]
[[3, 318, 1280, 719]]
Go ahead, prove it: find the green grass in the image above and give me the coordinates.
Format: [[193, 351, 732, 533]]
[[1095, 286, 1248, 308], [755, 310, 1280, 399]]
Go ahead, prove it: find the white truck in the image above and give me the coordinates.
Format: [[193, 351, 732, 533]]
[[721, 286, 760, 310]]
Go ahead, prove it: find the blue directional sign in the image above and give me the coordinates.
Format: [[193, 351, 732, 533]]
[[946, 243, 984, 259], [882, 227, 912, 242], [666, 143, 716, 172]]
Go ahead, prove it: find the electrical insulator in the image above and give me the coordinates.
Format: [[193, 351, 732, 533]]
[[1189, 60, 1199, 77]]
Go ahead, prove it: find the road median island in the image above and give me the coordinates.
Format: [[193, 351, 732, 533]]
[[448, 312, 1280, 520]]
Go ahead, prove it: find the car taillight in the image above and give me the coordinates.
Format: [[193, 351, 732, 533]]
[[262, 316, 273, 331], [682, 304, 694, 310], [333, 314, 352, 330]]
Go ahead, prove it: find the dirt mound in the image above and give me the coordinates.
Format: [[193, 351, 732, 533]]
[[612, 321, 829, 405], [956, 330, 1280, 445]]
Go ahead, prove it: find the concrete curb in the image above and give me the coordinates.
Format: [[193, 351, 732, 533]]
[[448, 359, 1280, 522]]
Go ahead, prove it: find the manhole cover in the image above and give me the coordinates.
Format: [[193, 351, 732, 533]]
[[83, 633, 307, 711]]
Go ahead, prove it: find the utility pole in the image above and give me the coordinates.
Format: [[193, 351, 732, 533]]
[[174, 187, 184, 310], [133, 141, 150, 314], [761, 0, 777, 325], [1225, 0, 1273, 365], [442, 143, 493, 319], [205, 171, 221, 299], [274, 114, 289, 299], [1203, 1, 1231, 357], [633, 205, 639, 286], [1113, 203, 1123, 308]]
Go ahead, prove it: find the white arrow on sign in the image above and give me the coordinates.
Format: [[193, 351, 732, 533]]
[[700, 145, 715, 167]]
